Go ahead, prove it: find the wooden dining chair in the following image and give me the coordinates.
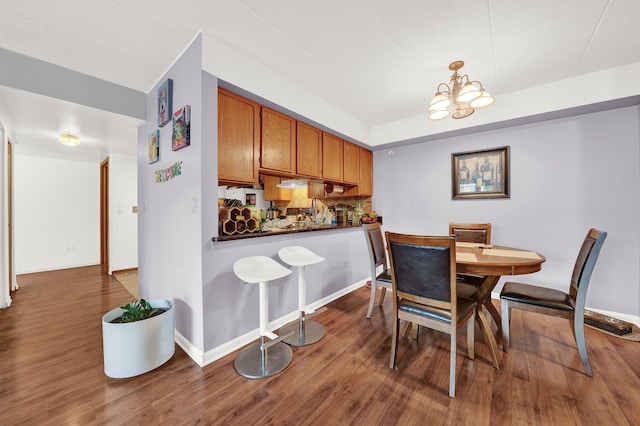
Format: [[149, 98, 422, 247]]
[[500, 228, 607, 377], [448, 222, 501, 333], [449, 222, 492, 245], [362, 223, 392, 318], [449, 222, 492, 287], [385, 232, 476, 398]]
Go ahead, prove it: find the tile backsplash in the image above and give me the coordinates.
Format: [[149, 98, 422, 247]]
[[272, 187, 373, 214]]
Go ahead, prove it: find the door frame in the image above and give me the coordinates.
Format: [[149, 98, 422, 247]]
[[1, 130, 13, 308], [8, 138, 14, 292], [100, 157, 109, 270]]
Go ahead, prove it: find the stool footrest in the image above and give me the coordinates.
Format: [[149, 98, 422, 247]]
[[304, 306, 327, 320], [262, 330, 295, 350]]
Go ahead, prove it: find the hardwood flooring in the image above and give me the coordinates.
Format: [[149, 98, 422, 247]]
[[1, 265, 639, 425]]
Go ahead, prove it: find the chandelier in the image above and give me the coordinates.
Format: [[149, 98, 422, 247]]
[[428, 60, 495, 120]]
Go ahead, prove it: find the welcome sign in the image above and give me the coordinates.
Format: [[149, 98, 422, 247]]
[[155, 161, 183, 183]]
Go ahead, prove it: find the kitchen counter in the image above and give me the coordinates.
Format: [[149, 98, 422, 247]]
[[213, 222, 361, 242]]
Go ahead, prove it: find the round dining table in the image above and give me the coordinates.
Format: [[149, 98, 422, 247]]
[[455, 242, 546, 368]]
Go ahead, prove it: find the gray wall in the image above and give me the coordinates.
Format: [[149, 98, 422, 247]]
[[373, 106, 640, 317], [137, 36, 205, 349]]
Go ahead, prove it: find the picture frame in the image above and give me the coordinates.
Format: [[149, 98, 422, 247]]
[[451, 146, 509, 199], [172, 105, 190, 151], [148, 130, 159, 164], [157, 78, 173, 127]]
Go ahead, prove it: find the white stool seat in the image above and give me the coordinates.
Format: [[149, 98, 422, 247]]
[[277, 246, 326, 347], [278, 246, 325, 267], [233, 256, 292, 283], [232, 255, 293, 379]]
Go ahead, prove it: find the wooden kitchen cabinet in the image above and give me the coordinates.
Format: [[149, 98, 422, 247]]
[[262, 175, 292, 201], [218, 88, 259, 185], [307, 182, 325, 198], [344, 147, 373, 196], [260, 107, 296, 174], [343, 141, 360, 184], [358, 147, 373, 196], [322, 133, 343, 182], [296, 122, 322, 178]]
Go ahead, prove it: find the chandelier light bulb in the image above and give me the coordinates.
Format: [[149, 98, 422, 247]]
[[428, 109, 450, 120], [428, 92, 450, 111], [456, 82, 482, 103], [469, 90, 495, 109]]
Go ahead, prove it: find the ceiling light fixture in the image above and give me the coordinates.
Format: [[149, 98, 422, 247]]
[[59, 133, 80, 146], [276, 179, 308, 189], [428, 60, 495, 120]]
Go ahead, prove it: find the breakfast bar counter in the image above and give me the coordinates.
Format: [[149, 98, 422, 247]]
[[212, 222, 362, 242]]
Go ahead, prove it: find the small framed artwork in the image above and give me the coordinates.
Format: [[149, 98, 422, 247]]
[[148, 130, 159, 164], [451, 146, 510, 199], [158, 78, 173, 127], [172, 105, 191, 151]]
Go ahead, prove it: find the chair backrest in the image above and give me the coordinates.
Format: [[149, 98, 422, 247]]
[[362, 223, 388, 272], [570, 228, 607, 309], [385, 232, 456, 311], [449, 222, 492, 244]]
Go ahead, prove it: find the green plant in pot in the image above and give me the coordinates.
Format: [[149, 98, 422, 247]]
[[102, 298, 175, 378], [110, 299, 166, 323]]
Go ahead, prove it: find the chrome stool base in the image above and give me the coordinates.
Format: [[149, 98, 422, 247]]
[[280, 319, 325, 346], [234, 341, 293, 379]]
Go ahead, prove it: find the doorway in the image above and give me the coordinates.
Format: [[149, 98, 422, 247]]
[[100, 157, 109, 270]]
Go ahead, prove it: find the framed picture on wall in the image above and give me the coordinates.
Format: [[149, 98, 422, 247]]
[[148, 130, 159, 164], [157, 78, 173, 127], [172, 105, 191, 151], [451, 146, 510, 199]]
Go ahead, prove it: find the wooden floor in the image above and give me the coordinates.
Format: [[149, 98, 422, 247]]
[[1, 266, 639, 425]]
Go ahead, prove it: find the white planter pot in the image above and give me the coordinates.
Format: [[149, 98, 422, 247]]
[[102, 299, 175, 378]]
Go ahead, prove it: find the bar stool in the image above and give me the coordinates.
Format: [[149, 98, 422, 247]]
[[233, 256, 294, 379], [278, 246, 327, 346]]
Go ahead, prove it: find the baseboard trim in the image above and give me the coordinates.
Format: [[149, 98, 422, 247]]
[[111, 267, 138, 275]]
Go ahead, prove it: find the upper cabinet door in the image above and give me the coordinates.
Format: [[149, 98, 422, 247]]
[[343, 141, 360, 184], [322, 132, 343, 182], [358, 147, 373, 196], [218, 88, 259, 185], [261, 107, 296, 174], [262, 174, 292, 201], [296, 122, 322, 179]]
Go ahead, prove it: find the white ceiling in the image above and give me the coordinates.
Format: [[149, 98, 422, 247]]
[[0, 0, 639, 162]]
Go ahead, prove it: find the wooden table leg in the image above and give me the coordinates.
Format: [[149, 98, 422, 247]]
[[471, 276, 502, 368], [476, 306, 501, 368]]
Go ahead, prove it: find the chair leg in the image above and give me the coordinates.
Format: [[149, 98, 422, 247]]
[[401, 322, 420, 341], [501, 299, 510, 352], [379, 286, 386, 305], [572, 318, 593, 377], [366, 282, 377, 319], [390, 314, 400, 369], [467, 316, 475, 360], [401, 321, 411, 338], [449, 330, 457, 398]]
